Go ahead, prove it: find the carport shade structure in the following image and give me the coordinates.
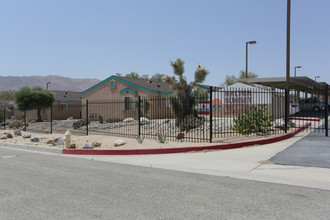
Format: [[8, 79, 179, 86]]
[[243, 76, 328, 95]]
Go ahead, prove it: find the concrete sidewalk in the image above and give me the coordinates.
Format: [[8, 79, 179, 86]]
[[62, 132, 330, 191]]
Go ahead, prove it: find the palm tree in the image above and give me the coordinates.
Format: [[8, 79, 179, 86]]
[[163, 58, 209, 128]]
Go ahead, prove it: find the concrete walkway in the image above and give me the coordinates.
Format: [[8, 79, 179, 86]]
[[2, 131, 330, 191]]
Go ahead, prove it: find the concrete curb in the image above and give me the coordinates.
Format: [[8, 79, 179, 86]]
[[62, 123, 311, 155], [0, 143, 63, 154]]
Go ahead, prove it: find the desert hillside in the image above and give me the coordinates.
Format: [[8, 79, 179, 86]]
[[0, 75, 101, 92]]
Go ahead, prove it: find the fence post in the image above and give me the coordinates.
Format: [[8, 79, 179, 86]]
[[138, 96, 141, 137], [24, 109, 26, 131], [209, 86, 213, 143], [284, 89, 289, 133], [325, 84, 328, 137], [50, 103, 53, 134], [3, 107, 6, 130], [86, 100, 89, 136]]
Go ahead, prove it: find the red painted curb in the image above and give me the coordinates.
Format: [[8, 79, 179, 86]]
[[290, 117, 320, 122], [63, 123, 311, 155]]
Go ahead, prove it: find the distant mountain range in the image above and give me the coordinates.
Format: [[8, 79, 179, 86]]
[[0, 75, 102, 92]]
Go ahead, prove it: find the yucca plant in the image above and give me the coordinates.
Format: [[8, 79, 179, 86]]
[[156, 133, 166, 143], [136, 135, 145, 144]]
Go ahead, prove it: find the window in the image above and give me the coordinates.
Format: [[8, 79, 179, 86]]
[[60, 103, 68, 111], [124, 97, 134, 110]]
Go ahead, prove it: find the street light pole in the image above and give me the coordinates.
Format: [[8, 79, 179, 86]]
[[315, 76, 320, 81], [245, 41, 257, 78], [294, 66, 301, 77], [285, 0, 291, 133]]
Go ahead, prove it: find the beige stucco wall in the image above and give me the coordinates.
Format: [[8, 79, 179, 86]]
[[82, 79, 172, 120]]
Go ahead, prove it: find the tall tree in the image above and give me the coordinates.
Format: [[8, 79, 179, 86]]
[[163, 58, 209, 128], [0, 90, 16, 100], [14, 86, 55, 122], [222, 70, 258, 86]]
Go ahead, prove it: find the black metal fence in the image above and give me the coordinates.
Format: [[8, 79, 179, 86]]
[[2, 85, 329, 142]]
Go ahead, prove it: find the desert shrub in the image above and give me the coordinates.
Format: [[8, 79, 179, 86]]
[[73, 120, 89, 129], [8, 120, 26, 129], [233, 106, 274, 134], [97, 114, 104, 124], [179, 115, 205, 132], [106, 118, 122, 123]]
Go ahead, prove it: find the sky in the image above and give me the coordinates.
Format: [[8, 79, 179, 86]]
[[0, 0, 329, 86]]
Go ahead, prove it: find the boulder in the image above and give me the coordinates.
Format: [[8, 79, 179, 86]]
[[52, 137, 64, 146], [83, 142, 94, 149], [92, 142, 101, 147], [114, 140, 126, 147], [14, 130, 22, 136], [160, 118, 170, 124], [68, 144, 76, 149], [7, 133, 13, 138], [67, 117, 74, 120], [0, 135, 7, 139], [123, 118, 135, 123], [46, 140, 52, 144], [30, 137, 40, 142], [23, 134, 31, 139], [140, 117, 150, 125]]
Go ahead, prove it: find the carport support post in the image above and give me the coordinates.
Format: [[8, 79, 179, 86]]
[[50, 103, 53, 134], [86, 100, 89, 136], [209, 86, 213, 143], [284, 89, 289, 133], [138, 96, 141, 137], [325, 84, 328, 137], [3, 107, 6, 130]]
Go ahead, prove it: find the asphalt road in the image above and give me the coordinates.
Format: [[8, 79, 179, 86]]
[[1, 147, 330, 220], [270, 131, 330, 168]]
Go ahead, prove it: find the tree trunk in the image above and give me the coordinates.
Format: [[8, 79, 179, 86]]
[[36, 108, 43, 122]]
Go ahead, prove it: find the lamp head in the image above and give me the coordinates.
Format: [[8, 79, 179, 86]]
[[247, 41, 257, 44]]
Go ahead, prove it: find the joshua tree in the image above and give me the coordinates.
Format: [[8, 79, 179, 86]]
[[163, 58, 209, 128]]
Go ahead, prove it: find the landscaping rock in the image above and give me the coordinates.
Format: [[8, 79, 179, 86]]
[[160, 118, 170, 124], [30, 137, 40, 142], [140, 117, 150, 125], [52, 137, 64, 146], [46, 140, 52, 144], [3, 130, 9, 135], [114, 140, 125, 147], [123, 117, 135, 123], [83, 142, 94, 149], [67, 117, 74, 120], [23, 134, 31, 139], [14, 130, 22, 136], [68, 144, 76, 149], [0, 135, 7, 139], [6, 133, 13, 138], [92, 142, 101, 147]]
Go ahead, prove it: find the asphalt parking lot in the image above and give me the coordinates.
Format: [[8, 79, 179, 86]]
[[270, 130, 330, 168]]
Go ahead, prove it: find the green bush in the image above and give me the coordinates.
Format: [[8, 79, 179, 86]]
[[233, 106, 274, 134], [97, 114, 104, 124]]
